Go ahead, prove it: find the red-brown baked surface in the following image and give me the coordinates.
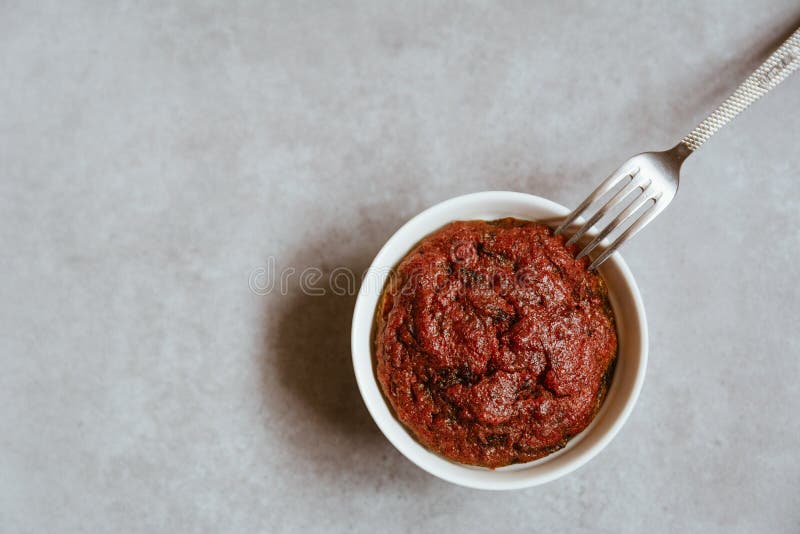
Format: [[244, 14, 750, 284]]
[[374, 218, 617, 468]]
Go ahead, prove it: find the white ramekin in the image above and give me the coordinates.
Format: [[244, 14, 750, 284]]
[[351, 191, 648, 490]]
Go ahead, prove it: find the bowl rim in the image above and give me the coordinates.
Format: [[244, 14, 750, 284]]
[[351, 191, 648, 490]]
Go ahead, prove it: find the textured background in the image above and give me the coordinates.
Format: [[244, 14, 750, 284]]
[[2, 1, 799, 532]]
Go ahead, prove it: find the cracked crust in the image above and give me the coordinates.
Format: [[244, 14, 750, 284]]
[[374, 218, 617, 468]]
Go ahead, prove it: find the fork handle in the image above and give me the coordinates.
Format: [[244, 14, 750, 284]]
[[680, 27, 800, 153]]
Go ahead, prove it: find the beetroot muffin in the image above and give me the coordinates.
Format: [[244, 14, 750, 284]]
[[374, 218, 617, 468]]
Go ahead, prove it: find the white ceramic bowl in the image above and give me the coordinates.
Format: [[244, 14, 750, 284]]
[[351, 191, 647, 490]]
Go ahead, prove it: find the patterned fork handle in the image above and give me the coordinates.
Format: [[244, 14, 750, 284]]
[[681, 28, 800, 152]]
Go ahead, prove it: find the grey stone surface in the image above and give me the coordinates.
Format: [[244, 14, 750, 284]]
[[2, 1, 799, 532]]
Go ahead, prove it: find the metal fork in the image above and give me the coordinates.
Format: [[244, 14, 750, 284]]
[[556, 27, 800, 270]]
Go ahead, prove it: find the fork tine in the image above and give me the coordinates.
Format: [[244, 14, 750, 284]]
[[554, 166, 640, 235], [575, 185, 655, 260], [564, 172, 649, 247], [587, 196, 665, 270]]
